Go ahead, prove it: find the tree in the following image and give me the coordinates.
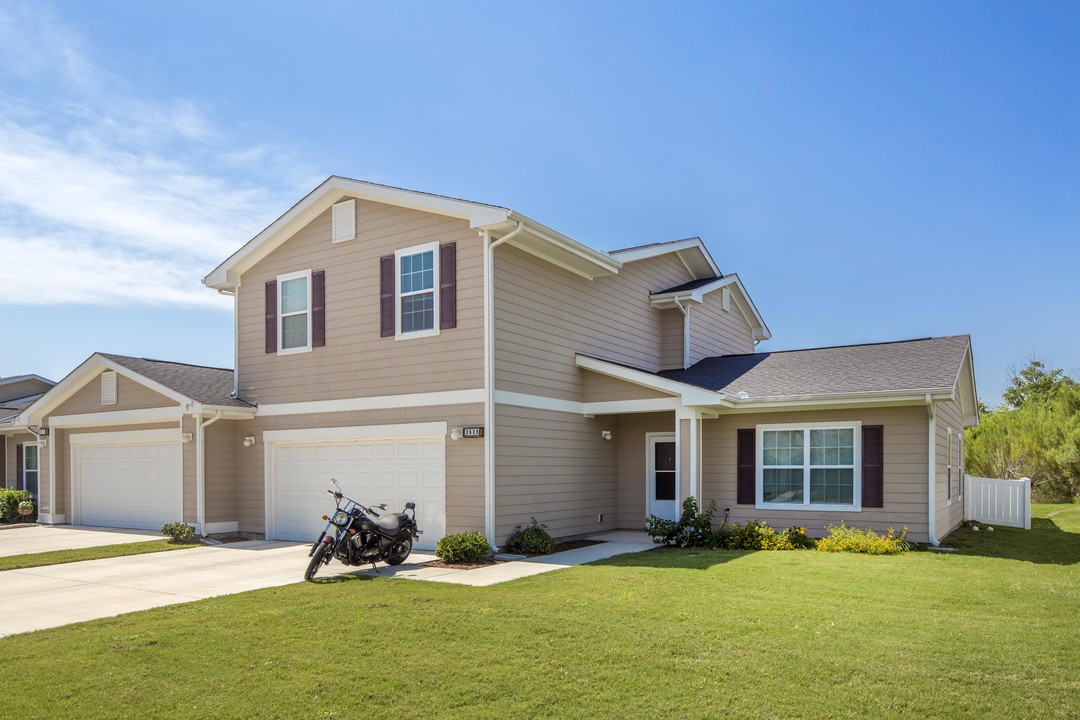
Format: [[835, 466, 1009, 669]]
[[1002, 358, 1077, 409]]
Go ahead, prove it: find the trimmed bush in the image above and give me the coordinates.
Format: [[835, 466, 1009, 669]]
[[0, 489, 34, 523], [645, 497, 717, 547], [815, 523, 909, 555], [502, 517, 555, 555], [161, 522, 197, 544], [709, 520, 807, 551], [436, 530, 492, 563]]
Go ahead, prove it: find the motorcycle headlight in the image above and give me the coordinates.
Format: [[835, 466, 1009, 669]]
[[332, 510, 350, 526]]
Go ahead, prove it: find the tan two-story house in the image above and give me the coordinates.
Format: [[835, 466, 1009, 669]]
[[15, 177, 978, 547]]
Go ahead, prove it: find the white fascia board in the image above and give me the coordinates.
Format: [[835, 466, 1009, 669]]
[[256, 388, 485, 417], [717, 390, 954, 413], [610, 237, 721, 279], [953, 342, 979, 427], [494, 391, 684, 417], [478, 213, 622, 280], [650, 274, 771, 341], [0, 374, 55, 388], [204, 177, 512, 289], [20, 354, 191, 426], [201, 405, 257, 419], [48, 407, 185, 428], [574, 355, 724, 406]]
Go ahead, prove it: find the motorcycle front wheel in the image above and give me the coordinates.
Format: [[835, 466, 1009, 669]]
[[305, 540, 331, 581], [385, 537, 413, 566]]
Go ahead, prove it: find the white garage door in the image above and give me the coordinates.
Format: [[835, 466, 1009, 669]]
[[271, 435, 445, 550], [75, 438, 183, 530]]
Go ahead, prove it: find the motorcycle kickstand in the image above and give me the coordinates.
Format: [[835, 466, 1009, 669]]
[[369, 561, 380, 573]]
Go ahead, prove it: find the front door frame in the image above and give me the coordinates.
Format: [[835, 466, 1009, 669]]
[[645, 432, 679, 521]]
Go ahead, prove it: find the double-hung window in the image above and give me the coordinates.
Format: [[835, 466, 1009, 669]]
[[278, 270, 312, 354], [757, 422, 861, 511], [23, 443, 39, 499], [395, 242, 439, 339]]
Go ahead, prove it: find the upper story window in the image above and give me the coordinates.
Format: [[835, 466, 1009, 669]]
[[757, 422, 861, 511], [278, 269, 312, 354], [395, 242, 439, 339]]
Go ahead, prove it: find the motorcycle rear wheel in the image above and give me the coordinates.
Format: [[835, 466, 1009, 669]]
[[305, 540, 331, 581], [385, 537, 413, 566]]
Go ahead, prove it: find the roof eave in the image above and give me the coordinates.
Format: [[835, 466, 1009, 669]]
[[610, 237, 720, 280], [478, 213, 622, 280]]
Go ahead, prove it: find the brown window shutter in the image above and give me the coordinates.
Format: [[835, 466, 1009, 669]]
[[15, 444, 23, 491], [439, 242, 457, 330], [862, 425, 884, 508], [736, 429, 755, 505], [265, 280, 277, 354], [380, 255, 395, 337], [312, 270, 326, 348]]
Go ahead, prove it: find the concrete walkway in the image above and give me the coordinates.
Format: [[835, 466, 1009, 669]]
[[350, 530, 655, 587], [0, 525, 162, 558]]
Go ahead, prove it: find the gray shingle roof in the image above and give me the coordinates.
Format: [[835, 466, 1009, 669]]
[[659, 336, 970, 398], [101, 354, 252, 408], [653, 276, 723, 295]]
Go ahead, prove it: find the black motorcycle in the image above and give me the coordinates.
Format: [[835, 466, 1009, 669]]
[[305, 479, 421, 582]]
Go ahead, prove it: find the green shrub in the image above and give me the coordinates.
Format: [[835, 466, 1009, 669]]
[[161, 522, 197, 543], [0, 489, 34, 523], [815, 523, 909, 555], [708, 521, 809, 551], [502, 517, 555, 555], [645, 497, 717, 547], [436, 530, 492, 563]]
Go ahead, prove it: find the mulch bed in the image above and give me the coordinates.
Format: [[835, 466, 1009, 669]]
[[0, 522, 40, 531], [546, 539, 603, 554]]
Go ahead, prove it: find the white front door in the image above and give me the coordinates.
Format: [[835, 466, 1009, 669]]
[[646, 433, 678, 521]]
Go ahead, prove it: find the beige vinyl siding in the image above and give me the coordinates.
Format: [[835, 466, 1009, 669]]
[[204, 420, 238, 526], [688, 290, 755, 363], [701, 406, 932, 542], [614, 412, 675, 527], [659, 309, 684, 370], [935, 389, 966, 541], [583, 373, 674, 403], [53, 372, 176, 415], [47, 423, 180, 521], [235, 199, 484, 405], [494, 404, 618, 542], [494, 246, 696, 401], [234, 403, 484, 537]]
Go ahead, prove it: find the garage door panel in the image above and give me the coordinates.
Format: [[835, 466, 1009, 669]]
[[78, 441, 182, 531], [272, 435, 445, 550]]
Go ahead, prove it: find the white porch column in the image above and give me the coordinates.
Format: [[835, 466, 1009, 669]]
[[676, 406, 703, 506]]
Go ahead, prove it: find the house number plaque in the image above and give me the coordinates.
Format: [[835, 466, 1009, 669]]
[[462, 426, 484, 438]]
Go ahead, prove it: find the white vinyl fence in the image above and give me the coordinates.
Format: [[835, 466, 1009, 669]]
[[964, 476, 1031, 529]]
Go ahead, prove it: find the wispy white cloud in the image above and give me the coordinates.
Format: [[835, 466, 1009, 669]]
[[0, 4, 316, 309]]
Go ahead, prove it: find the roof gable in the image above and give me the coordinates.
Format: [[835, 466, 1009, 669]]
[[650, 273, 771, 342], [609, 237, 720, 280]]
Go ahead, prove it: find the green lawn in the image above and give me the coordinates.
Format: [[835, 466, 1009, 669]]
[[2, 506, 1078, 719], [0, 539, 197, 572]]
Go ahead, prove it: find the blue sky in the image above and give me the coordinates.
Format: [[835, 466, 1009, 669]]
[[1, 1, 1077, 404]]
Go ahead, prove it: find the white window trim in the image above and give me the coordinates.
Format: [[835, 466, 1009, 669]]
[[22, 442, 39, 495], [277, 269, 312, 356], [946, 427, 954, 506], [394, 241, 440, 340], [958, 432, 964, 499], [755, 421, 863, 512]]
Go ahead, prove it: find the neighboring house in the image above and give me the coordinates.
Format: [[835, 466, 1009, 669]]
[[16, 177, 978, 546], [1, 374, 56, 497]]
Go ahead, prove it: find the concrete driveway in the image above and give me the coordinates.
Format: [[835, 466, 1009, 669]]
[[0, 540, 313, 636], [0, 525, 162, 558]]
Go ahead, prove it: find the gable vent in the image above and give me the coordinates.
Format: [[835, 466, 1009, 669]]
[[101, 371, 117, 405], [721, 287, 731, 312], [332, 199, 356, 243]]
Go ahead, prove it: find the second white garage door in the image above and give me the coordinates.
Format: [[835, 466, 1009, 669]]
[[270, 434, 445, 550], [72, 431, 184, 530]]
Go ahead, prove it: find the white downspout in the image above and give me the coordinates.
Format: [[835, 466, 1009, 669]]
[[926, 395, 940, 546], [483, 221, 525, 546], [195, 410, 224, 536], [673, 297, 691, 369]]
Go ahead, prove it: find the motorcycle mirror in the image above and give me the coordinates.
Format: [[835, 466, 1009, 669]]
[[406, 501, 416, 510], [331, 478, 339, 487], [379, 503, 388, 510]]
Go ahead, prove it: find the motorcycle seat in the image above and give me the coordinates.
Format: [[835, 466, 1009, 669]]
[[376, 513, 410, 535]]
